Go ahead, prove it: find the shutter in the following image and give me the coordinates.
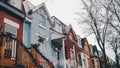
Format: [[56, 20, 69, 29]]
[[5, 24, 17, 36]]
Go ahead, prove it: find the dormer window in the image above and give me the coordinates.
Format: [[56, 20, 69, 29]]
[[54, 19, 62, 33], [78, 39, 82, 48], [37, 9, 47, 29]]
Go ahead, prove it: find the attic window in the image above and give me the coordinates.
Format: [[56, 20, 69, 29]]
[[37, 9, 47, 18], [39, 15, 46, 28]]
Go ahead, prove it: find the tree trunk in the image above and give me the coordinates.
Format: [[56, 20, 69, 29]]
[[115, 51, 119, 68], [103, 48, 108, 68]]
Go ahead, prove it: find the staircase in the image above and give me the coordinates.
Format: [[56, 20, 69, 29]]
[[17, 43, 37, 68]]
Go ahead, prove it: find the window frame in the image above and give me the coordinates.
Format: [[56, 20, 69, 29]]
[[77, 53, 82, 66]]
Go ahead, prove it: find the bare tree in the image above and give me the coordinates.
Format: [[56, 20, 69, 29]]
[[107, 0, 120, 34], [78, 0, 113, 68], [107, 23, 120, 68]]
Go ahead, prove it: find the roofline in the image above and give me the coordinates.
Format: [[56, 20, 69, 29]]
[[51, 16, 67, 26], [32, 2, 54, 27], [0, 1, 25, 20]]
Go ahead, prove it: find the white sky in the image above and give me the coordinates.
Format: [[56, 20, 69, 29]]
[[28, 0, 115, 60]]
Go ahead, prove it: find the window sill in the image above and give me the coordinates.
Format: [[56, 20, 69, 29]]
[[38, 24, 47, 30]]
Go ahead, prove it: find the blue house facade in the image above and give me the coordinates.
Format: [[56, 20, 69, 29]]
[[51, 16, 67, 68], [30, 3, 55, 67]]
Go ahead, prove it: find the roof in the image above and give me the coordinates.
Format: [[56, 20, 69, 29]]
[[0, 1, 25, 20], [23, 1, 54, 26], [81, 38, 91, 51], [23, 0, 35, 15], [92, 45, 98, 53], [66, 24, 77, 41], [32, 3, 54, 26], [51, 16, 67, 34], [81, 38, 86, 48], [51, 16, 66, 26]]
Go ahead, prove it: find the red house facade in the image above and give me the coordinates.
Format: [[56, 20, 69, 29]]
[[64, 25, 82, 68], [81, 38, 92, 68], [0, 1, 25, 67]]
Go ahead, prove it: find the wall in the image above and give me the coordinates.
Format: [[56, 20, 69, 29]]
[[23, 21, 31, 47], [84, 41, 92, 68], [0, 10, 23, 43], [91, 57, 100, 68], [31, 11, 52, 61], [81, 52, 89, 68]]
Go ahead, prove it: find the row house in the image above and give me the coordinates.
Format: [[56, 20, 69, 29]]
[[0, 0, 53, 68], [0, 0, 25, 67], [1, 0, 115, 68], [81, 38, 92, 68], [90, 45, 100, 68], [0, 0, 91, 68], [30, 2, 53, 68], [0, 0, 38, 68], [50, 16, 66, 68], [23, 1, 54, 68], [51, 16, 84, 68], [64, 24, 83, 68]]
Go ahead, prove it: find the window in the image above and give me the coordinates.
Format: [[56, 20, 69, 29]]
[[54, 20, 62, 33], [83, 59, 87, 68], [39, 15, 46, 28], [54, 48, 60, 60], [69, 34, 73, 40], [56, 23, 62, 33], [70, 49, 74, 60], [92, 59, 95, 68], [78, 53, 82, 66], [4, 18, 18, 59], [38, 37, 45, 54], [97, 60, 100, 68], [0, 36, 2, 46], [4, 34, 17, 59], [38, 9, 47, 28], [70, 49, 75, 67]]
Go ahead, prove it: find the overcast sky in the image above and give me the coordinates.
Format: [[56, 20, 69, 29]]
[[28, 0, 115, 60]]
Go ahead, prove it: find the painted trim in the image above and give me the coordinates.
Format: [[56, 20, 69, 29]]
[[4, 18, 19, 29], [38, 24, 47, 29], [37, 32, 48, 41]]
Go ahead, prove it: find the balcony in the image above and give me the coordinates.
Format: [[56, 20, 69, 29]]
[[0, 32, 17, 67]]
